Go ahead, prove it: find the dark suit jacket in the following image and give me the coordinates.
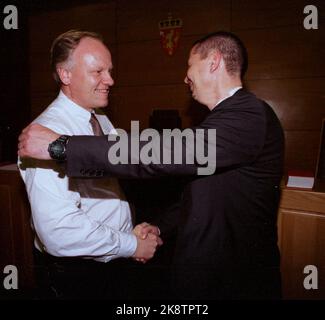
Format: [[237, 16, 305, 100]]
[[66, 89, 284, 299]]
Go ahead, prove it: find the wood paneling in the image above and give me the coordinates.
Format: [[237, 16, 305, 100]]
[[110, 84, 209, 129], [29, 2, 116, 54], [278, 208, 325, 299], [245, 78, 325, 131], [30, 71, 57, 96], [232, 0, 325, 30], [284, 131, 321, 172], [0, 13, 30, 162], [117, 36, 194, 86], [280, 188, 325, 214], [237, 27, 325, 80], [278, 186, 325, 299], [0, 185, 14, 266], [30, 93, 57, 119], [0, 169, 35, 289], [117, 0, 230, 43], [316, 120, 325, 179]]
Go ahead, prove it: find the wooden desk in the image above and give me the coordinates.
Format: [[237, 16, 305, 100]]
[[0, 164, 35, 290], [278, 180, 325, 299]]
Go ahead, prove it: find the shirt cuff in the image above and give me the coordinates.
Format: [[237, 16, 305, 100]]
[[117, 231, 137, 258]]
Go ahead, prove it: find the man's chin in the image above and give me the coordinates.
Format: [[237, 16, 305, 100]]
[[96, 100, 109, 108]]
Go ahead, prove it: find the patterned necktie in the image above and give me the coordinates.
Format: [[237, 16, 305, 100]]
[[90, 113, 104, 136]]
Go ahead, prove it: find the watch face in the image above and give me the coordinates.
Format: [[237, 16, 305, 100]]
[[48, 135, 69, 161], [49, 140, 65, 160], [51, 142, 64, 154]]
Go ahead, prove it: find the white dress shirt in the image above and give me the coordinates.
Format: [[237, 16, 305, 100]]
[[18, 91, 137, 262]]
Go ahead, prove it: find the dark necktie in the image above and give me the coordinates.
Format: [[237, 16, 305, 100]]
[[90, 113, 104, 136]]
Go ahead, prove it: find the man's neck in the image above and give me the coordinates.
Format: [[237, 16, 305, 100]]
[[209, 78, 242, 110], [60, 87, 93, 113]]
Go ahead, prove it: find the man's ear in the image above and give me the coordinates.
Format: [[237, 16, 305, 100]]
[[57, 67, 71, 85], [209, 51, 221, 73]]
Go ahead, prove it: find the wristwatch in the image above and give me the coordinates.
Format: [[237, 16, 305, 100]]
[[48, 135, 70, 161]]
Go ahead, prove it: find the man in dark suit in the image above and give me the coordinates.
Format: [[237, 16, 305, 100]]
[[19, 31, 284, 299]]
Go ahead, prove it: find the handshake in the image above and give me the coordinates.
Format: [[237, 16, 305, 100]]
[[132, 222, 163, 263]]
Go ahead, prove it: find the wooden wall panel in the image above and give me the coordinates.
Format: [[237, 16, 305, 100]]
[[232, 0, 325, 30], [0, 185, 14, 266], [245, 78, 325, 131], [284, 131, 321, 171], [0, 169, 35, 289], [280, 188, 325, 214], [30, 93, 57, 119], [117, 37, 193, 86], [30, 71, 57, 96], [109, 84, 209, 130], [237, 27, 325, 80], [29, 2, 116, 54], [117, 0, 230, 43], [1, 14, 30, 162], [279, 209, 325, 299]]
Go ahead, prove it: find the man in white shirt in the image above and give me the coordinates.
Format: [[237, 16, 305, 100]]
[[18, 30, 161, 299]]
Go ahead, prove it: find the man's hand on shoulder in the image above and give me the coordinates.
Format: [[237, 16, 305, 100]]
[[18, 123, 60, 160]]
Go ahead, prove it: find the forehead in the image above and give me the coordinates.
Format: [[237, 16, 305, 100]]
[[72, 37, 112, 66], [188, 50, 203, 65]]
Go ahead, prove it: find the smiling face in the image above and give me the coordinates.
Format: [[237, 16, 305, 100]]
[[184, 48, 212, 105], [61, 37, 114, 111]]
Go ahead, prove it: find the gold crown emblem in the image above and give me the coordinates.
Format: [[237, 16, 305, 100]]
[[159, 14, 183, 30]]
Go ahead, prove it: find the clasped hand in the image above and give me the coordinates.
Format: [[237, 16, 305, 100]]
[[132, 222, 163, 263]]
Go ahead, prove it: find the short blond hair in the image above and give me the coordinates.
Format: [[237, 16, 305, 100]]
[[50, 30, 104, 84]]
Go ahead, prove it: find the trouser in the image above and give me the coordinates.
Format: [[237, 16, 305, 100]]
[[33, 249, 112, 300]]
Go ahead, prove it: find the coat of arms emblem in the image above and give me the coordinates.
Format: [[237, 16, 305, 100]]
[[159, 15, 183, 56]]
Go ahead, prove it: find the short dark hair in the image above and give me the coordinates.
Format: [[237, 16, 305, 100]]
[[50, 30, 104, 84], [192, 31, 248, 78]]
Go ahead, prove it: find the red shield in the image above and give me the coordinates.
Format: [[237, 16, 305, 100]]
[[159, 16, 182, 56]]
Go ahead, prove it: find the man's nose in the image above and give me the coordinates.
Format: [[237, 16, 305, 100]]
[[184, 75, 189, 84], [102, 71, 114, 86]]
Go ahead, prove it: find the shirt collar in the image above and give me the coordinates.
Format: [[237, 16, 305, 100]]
[[214, 86, 242, 108], [57, 90, 92, 123]]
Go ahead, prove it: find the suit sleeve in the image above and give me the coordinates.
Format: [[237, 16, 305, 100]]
[[66, 102, 266, 178]]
